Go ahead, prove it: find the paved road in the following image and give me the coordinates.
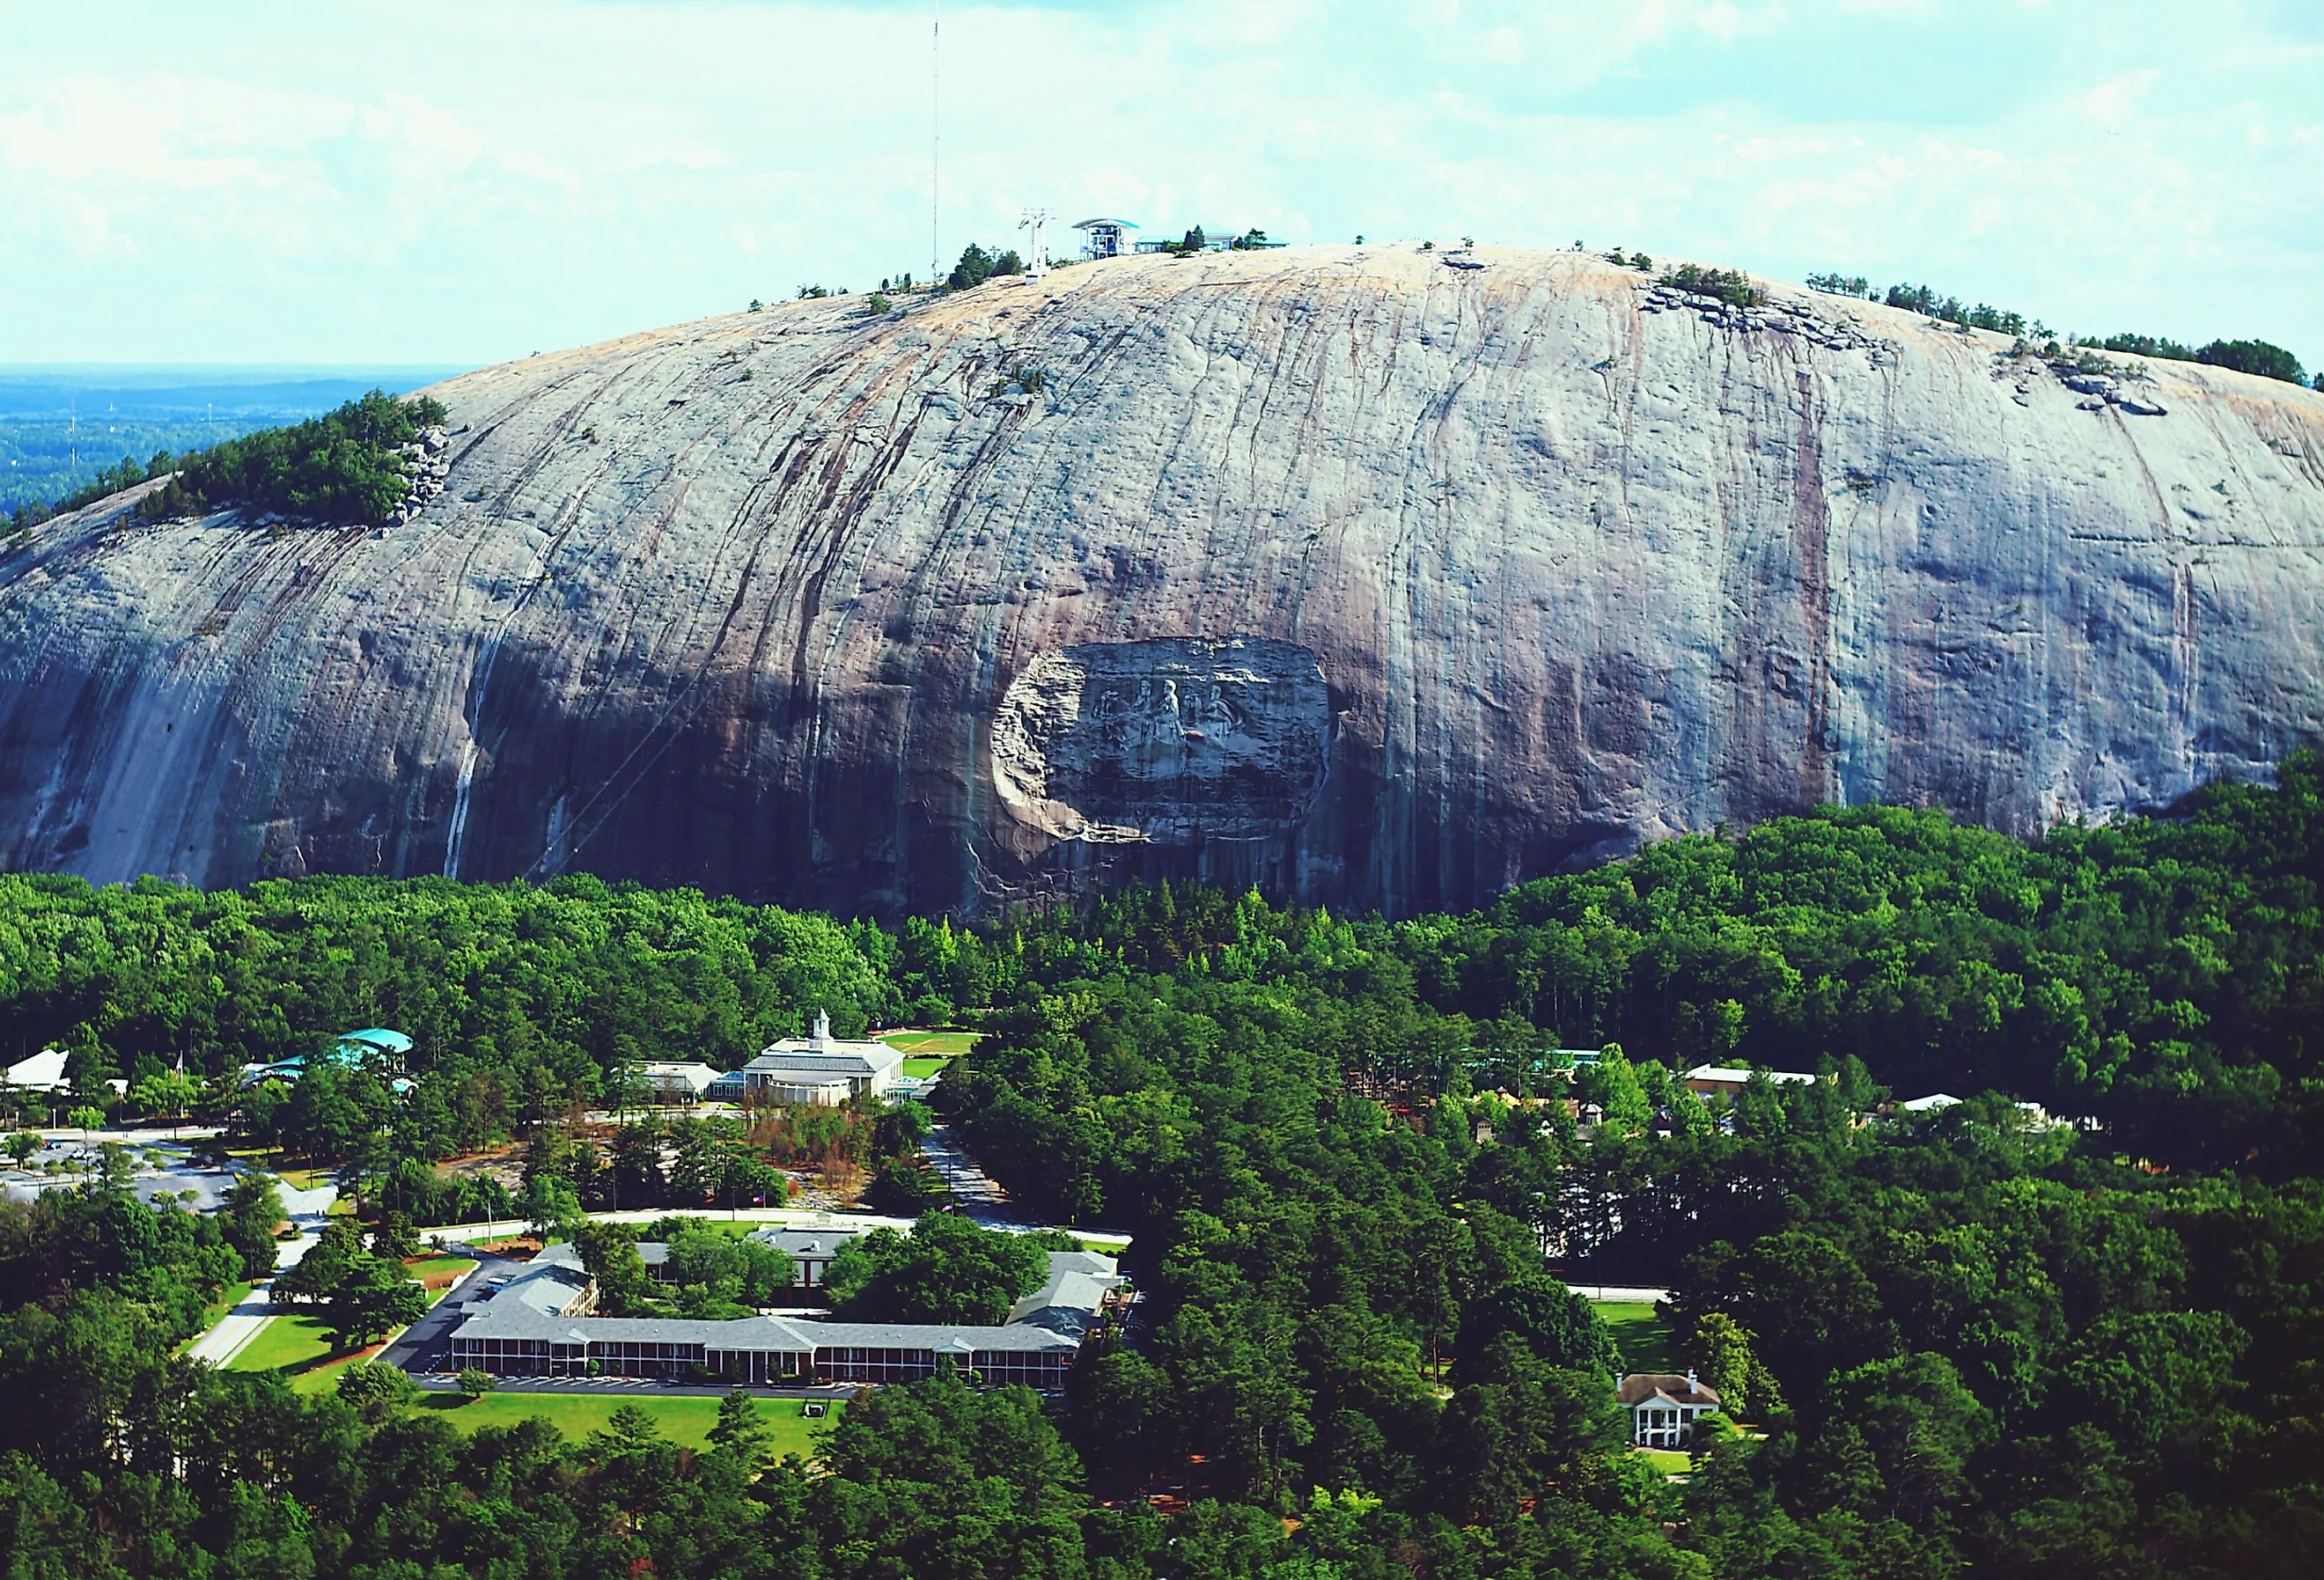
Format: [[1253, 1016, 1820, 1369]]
[[919, 1121, 1025, 1228], [379, 1252, 515, 1373], [274, 1182, 338, 1256]]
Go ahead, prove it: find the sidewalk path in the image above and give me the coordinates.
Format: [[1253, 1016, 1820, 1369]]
[[187, 1181, 340, 1369], [187, 1284, 277, 1366]]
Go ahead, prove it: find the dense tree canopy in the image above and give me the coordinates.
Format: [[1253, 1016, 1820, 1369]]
[[3, 758, 2322, 1575], [824, 1210, 1052, 1325], [136, 390, 452, 526]]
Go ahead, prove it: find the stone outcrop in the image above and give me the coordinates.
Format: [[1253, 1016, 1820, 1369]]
[[4, 246, 2322, 918]]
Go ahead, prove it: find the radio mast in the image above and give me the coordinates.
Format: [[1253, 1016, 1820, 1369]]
[[930, 0, 941, 285]]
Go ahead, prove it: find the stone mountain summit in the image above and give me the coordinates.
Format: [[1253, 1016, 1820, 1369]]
[[4, 245, 2321, 917]]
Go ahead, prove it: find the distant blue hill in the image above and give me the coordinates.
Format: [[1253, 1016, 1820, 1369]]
[[0, 364, 472, 419]]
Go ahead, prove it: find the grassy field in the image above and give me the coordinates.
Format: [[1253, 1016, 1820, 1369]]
[[1596, 1301, 1679, 1374], [1634, 1447, 1694, 1475], [879, 1030, 976, 1057], [405, 1253, 476, 1290], [900, 1057, 955, 1079], [225, 1312, 339, 1373], [417, 1391, 844, 1453]]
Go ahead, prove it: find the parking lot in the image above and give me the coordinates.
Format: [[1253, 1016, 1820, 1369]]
[[0, 1132, 243, 1210]]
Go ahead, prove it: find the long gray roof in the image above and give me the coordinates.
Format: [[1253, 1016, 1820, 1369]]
[[748, 1227, 864, 1257], [456, 1243, 1105, 1355], [454, 1302, 1077, 1353]]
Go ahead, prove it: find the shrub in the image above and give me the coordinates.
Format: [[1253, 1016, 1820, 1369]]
[[2090, 333, 2309, 386], [338, 1362, 419, 1420], [456, 1366, 496, 1400]]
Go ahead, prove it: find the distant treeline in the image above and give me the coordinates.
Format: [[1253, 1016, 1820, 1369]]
[[5, 752, 2321, 1183], [1806, 269, 2319, 386], [4, 449, 176, 535]]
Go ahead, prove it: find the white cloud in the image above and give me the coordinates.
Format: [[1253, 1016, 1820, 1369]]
[[2083, 70, 2159, 131], [0, 0, 2314, 364]]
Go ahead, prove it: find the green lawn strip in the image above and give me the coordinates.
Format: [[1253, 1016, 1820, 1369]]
[[1634, 1447, 1693, 1475], [900, 1056, 954, 1079], [224, 1312, 338, 1373], [290, 1352, 371, 1396], [1594, 1301, 1680, 1374], [404, 1253, 477, 1288], [418, 1391, 843, 1453], [878, 1031, 977, 1056], [620, 1216, 775, 1241]]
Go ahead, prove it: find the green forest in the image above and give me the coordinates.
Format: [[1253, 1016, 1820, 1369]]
[[1, 757, 2320, 1576]]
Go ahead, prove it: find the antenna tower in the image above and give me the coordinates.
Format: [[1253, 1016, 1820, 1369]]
[[920, 1, 930, 283]]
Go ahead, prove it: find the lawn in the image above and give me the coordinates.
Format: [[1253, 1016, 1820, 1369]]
[[224, 1312, 339, 1373], [405, 1253, 477, 1290], [1634, 1447, 1694, 1475], [290, 1352, 378, 1395], [900, 1056, 955, 1079], [1595, 1301, 1679, 1374], [419, 1391, 844, 1454], [879, 1030, 977, 1057]]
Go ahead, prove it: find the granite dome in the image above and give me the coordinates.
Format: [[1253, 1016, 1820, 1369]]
[[4, 245, 2321, 916]]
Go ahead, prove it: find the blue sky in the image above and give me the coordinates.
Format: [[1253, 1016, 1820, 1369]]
[[3, 0, 2318, 368]]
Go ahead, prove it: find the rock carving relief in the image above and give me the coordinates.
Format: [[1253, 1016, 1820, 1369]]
[[992, 637, 1333, 844]]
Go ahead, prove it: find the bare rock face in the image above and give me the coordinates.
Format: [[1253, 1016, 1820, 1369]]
[[4, 246, 2323, 918]]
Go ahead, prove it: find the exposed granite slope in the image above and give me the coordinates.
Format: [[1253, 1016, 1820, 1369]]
[[4, 246, 2321, 917]]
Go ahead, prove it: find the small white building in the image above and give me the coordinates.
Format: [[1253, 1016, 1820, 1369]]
[[1618, 1371, 1722, 1448], [1, 1049, 70, 1094], [1681, 1065, 1824, 1099], [635, 1062, 721, 1102], [1072, 217, 1138, 260], [1898, 1092, 1963, 1113], [740, 1010, 905, 1106]]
